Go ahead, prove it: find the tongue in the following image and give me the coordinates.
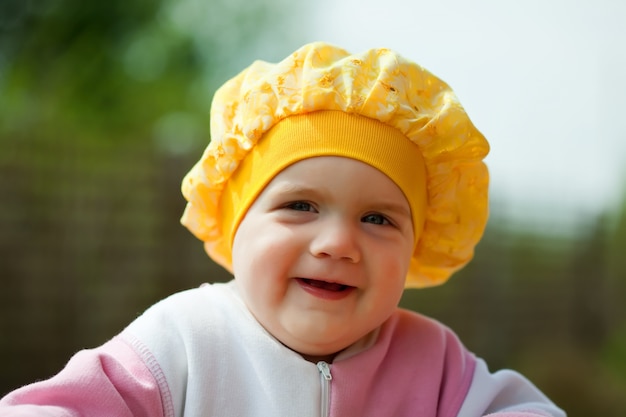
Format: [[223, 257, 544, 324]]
[[306, 279, 346, 292]]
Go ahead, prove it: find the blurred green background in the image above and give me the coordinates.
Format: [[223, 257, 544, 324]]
[[1, 0, 625, 415]]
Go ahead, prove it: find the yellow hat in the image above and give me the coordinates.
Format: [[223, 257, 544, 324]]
[[181, 42, 490, 288]]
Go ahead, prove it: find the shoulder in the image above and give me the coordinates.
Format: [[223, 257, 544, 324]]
[[118, 281, 257, 416], [137, 281, 239, 313], [122, 280, 252, 340], [119, 280, 254, 381], [378, 309, 476, 387], [458, 359, 566, 417], [124, 281, 244, 332], [387, 310, 566, 416], [333, 309, 476, 416]]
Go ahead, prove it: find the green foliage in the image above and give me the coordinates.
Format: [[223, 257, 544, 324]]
[[0, 0, 299, 146], [2, 0, 172, 140]]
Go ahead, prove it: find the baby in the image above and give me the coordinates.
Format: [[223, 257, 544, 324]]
[[0, 42, 566, 417]]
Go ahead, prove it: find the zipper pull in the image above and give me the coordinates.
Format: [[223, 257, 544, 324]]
[[317, 361, 332, 381]]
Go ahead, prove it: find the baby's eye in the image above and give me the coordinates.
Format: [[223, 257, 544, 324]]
[[362, 213, 390, 225], [286, 201, 315, 212]]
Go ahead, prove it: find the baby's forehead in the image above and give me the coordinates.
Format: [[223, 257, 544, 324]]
[[273, 155, 388, 176], [265, 156, 404, 190], [259, 156, 412, 209], [266, 156, 410, 200]]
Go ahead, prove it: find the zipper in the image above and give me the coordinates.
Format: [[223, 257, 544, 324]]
[[317, 361, 332, 417]]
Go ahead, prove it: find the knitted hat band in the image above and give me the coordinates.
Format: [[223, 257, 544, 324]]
[[220, 110, 427, 255]]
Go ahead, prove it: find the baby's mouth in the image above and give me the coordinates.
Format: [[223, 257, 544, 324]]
[[297, 278, 352, 292]]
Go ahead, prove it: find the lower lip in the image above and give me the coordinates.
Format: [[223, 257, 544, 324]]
[[295, 278, 356, 300]]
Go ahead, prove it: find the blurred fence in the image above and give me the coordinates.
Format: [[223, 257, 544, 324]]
[[2, 127, 626, 416]]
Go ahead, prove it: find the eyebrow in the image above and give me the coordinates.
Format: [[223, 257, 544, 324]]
[[371, 202, 412, 218], [268, 182, 318, 196]]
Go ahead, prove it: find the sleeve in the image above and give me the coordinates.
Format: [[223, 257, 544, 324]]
[[456, 358, 566, 417], [0, 337, 164, 417]]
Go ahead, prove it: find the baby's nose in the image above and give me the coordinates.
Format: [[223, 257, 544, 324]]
[[309, 219, 361, 263]]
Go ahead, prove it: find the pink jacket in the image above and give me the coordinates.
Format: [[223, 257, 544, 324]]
[[0, 282, 565, 417]]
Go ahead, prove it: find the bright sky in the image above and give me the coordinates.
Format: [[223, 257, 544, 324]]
[[299, 0, 626, 223]]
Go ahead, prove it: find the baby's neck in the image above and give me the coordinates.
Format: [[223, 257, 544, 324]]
[[294, 326, 382, 364], [299, 351, 340, 364]]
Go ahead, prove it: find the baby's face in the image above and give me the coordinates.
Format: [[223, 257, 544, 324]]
[[231, 156, 416, 362]]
